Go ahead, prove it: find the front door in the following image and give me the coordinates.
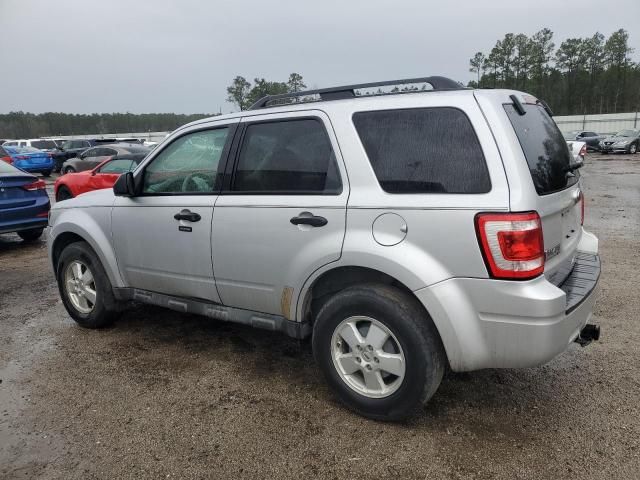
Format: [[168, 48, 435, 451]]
[[212, 111, 348, 317], [112, 122, 236, 302]]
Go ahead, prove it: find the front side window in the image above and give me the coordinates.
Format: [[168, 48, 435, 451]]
[[353, 107, 491, 194], [232, 119, 341, 194], [82, 147, 101, 158], [143, 128, 228, 194]]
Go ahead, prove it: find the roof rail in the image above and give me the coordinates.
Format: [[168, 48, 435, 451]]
[[248, 76, 466, 110]]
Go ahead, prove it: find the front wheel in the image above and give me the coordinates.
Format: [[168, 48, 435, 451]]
[[56, 186, 73, 202], [312, 284, 446, 421], [56, 241, 119, 328]]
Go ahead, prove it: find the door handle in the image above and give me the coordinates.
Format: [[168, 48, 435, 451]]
[[174, 209, 201, 222], [290, 214, 328, 227]]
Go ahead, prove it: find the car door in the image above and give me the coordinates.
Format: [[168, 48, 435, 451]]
[[111, 121, 237, 302], [212, 111, 348, 318], [76, 147, 108, 171]]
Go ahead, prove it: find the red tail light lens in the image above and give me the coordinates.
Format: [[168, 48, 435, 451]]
[[475, 212, 544, 280], [579, 144, 587, 157], [16, 155, 29, 160], [1, 155, 12, 164], [22, 179, 47, 191]]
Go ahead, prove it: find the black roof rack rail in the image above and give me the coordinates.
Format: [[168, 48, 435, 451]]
[[248, 76, 467, 110]]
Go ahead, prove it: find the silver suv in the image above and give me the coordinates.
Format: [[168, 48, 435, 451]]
[[48, 77, 601, 420]]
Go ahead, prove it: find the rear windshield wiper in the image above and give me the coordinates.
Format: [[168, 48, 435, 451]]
[[564, 161, 583, 173]]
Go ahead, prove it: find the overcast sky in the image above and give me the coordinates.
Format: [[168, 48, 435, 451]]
[[0, 0, 638, 114]]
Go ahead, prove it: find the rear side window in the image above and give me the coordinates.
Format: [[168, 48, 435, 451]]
[[504, 103, 576, 195], [353, 108, 491, 194], [232, 119, 342, 194]]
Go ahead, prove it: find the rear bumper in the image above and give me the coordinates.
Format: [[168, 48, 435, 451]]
[[0, 218, 48, 234], [415, 235, 600, 371]]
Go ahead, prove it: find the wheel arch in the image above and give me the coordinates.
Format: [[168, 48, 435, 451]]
[[50, 215, 124, 288]]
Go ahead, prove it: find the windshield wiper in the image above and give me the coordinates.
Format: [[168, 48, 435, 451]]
[[564, 161, 583, 173]]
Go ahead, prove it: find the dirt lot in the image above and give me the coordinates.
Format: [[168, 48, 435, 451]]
[[1, 153, 639, 479]]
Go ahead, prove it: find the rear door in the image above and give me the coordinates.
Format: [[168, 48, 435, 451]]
[[211, 110, 348, 317], [496, 95, 582, 285]]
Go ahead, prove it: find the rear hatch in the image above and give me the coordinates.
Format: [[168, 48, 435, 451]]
[[503, 100, 582, 286]]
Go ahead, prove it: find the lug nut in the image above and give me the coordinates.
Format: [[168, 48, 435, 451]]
[[374, 357, 379, 363], [367, 345, 373, 351], [365, 364, 372, 371], [356, 357, 361, 363]]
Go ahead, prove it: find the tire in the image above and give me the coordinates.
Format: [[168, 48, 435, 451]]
[[56, 186, 73, 202], [41, 170, 52, 177], [56, 241, 119, 329], [18, 228, 44, 242], [63, 166, 76, 174], [629, 143, 638, 154], [312, 284, 446, 421]]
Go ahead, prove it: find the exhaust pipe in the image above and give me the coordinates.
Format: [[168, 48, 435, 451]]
[[575, 324, 600, 347]]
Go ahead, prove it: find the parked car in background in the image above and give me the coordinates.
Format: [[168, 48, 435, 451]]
[[55, 154, 146, 201], [566, 140, 586, 164], [0, 160, 50, 241], [599, 129, 640, 154], [3, 138, 58, 151], [2, 146, 55, 176], [60, 144, 149, 174], [563, 131, 603, 151]]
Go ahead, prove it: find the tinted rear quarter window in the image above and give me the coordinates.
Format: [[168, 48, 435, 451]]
[[504, 103, 576, 195], [353, 107, 491, 194]]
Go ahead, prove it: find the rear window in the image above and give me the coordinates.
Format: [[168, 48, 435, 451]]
[[504, 103, 576, 195], [31, 140, 57, 149], [353, 107, 491, 194]]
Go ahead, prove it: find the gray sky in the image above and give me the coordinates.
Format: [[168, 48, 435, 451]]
[[1, 0, 638, 114]]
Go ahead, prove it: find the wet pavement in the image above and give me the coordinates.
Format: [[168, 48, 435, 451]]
[[1, 154, 639, 479]]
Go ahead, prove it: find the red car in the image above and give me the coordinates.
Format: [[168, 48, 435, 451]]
[[54, 154, 145, 202]]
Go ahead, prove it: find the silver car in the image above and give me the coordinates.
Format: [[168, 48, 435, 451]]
[[48, 77, 601, 420]]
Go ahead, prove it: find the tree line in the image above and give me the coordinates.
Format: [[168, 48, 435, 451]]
[[0, 112, 212, 139], [469, 28, 639, 115], [226, 73, 306, 110]]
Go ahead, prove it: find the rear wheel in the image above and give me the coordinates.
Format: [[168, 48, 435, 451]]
[[63, 166, 76, 174], [312, 284, 446, 421], [18, 228, 44, 242], [56, 241, 119, 328], [41, 170, 52, 177], [56, 186, 73, 202], [629, 143, 638, 154]]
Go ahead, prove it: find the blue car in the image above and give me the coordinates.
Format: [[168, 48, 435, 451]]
[[0, 159, 50, 241], [3, 145, 55, 176]]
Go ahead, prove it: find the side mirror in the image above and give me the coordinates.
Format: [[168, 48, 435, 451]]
[[113, 171, 136, 197]]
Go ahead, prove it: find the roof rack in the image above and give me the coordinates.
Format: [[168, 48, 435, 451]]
[[248, 76, 466, 110]]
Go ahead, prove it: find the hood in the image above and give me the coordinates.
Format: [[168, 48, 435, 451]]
[[52, 187, 116, 210]]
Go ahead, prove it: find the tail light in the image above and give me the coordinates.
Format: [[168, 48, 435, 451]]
[[47, 153, 53, 158], [579, 191, 585, 225], [16, 155, 29, 160], [1, 155, 12, 164], [475, 212, 544, 280], [22, 179, 47, 191], [579, 144, 587, 157]]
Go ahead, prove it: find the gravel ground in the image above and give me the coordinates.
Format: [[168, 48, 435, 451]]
[[1, 153, 639, 479]]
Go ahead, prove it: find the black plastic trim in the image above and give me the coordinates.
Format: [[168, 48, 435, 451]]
[[560, 252, 601, 313]]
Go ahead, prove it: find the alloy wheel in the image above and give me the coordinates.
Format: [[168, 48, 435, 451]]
[[64, 260, 97, 314], [330, 316, 406, 398]]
